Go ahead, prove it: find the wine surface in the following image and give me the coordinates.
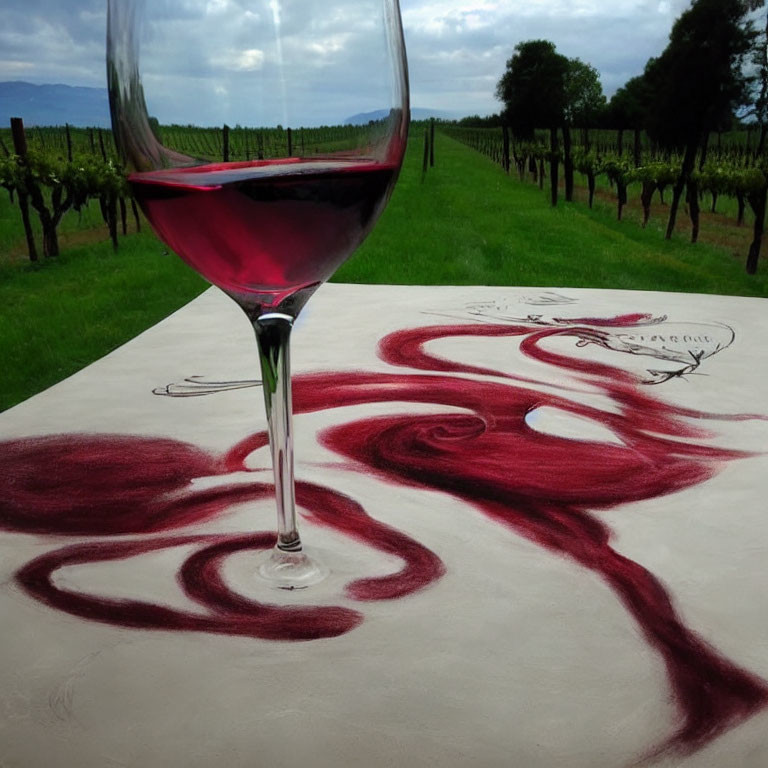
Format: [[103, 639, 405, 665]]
[[131, 158, 396, 301]]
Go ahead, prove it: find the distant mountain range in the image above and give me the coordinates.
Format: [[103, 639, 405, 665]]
[[0, 82, 111, 128], [344, 108, 463, 125], [0, 81, 467, 128]]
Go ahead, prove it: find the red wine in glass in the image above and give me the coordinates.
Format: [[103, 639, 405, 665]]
[[130, 158, 397, 304]]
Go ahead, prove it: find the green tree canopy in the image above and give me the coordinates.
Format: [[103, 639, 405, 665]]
[[606, 74, 653, 131], [564, 59, 606, 128], [644, 0, 755, 150], [743, 2, 768, 137], [495, 40, 569, 139]]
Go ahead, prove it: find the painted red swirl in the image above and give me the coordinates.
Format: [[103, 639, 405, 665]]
[[2, 317, 766, 762], [2, 435, 444, 640], [295, 322, 768, 758]]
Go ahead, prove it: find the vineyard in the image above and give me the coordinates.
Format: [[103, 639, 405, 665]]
[[442, 124, 768, 274], [4, 127, 768, 413], [2, 117, 768, 276], [0, 119, 377, 263]]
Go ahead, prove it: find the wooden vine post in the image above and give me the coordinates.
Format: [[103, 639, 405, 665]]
[[640, 180, 655, 227], [686, 179, 700, 243], [222, 124, 230, 162], [97, 126, 118, 251], [746, 183, 766, 275], [549, 126, 559, 207], [10, 117, 39, 262], [65, 123, 73, 162], [429, 118, 435, 167]]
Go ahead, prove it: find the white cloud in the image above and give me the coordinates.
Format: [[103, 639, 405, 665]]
[[0, 0, 699, 121], [400, 0, 692, 113], [306, 35, 349, 57], [0, 59, 35, 72], [206, 0, 231, 14], [234, 48, 265, 70]]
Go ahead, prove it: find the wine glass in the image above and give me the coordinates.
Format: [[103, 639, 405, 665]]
[[106, 0, 408, 588]]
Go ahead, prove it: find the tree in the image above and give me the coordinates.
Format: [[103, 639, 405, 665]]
[[606, 74, 652, 163], [562, 58, 605, 200], [565, 59, 606, 149], [746, 1, 768, 155], [496, 40, 568, 141], [458, 114, 503, 128], [644, 0, 755, 239], [496, 40, 569, 206], [740, 1, 768, 272]]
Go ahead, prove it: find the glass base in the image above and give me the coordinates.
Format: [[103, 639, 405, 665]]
[[257, 547, 329, 590]]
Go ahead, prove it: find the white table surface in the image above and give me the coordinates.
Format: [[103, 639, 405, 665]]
[[1, 283, 767, 768]]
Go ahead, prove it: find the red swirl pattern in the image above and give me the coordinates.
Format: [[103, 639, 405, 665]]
[[1, 317, 766, 761]]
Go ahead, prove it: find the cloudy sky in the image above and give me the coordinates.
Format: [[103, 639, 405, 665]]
[[0, 0, 693, 125]]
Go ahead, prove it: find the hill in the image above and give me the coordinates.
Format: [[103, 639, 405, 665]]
[[344, 107, 463, 125], [1, 83, 466, 130], [0, 81, 111, 128]]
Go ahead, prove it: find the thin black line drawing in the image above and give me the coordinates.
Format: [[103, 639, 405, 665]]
[[153, 376, 261, 397], [155, 300, 736, 396], [426, 299, 735, 386]]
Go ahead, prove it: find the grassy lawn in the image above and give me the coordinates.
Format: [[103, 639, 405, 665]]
[[0, 233, 205, 411], [1, 131, 767, 411], [336, 132, 768, 296]]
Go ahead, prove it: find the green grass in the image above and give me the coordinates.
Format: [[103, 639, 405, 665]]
[[2, 131, 768, 412], [336, 133, 768, 297], [0, 234, 205, 411]]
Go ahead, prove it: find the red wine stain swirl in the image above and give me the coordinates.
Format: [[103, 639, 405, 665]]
[[291, 321, 768, 759], [2, 317, 767, 761], [3, 434, 443, 640], [18, 532, 362, 641]]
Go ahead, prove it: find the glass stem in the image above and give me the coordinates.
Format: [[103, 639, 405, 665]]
[[253, 312, 302, 553]]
